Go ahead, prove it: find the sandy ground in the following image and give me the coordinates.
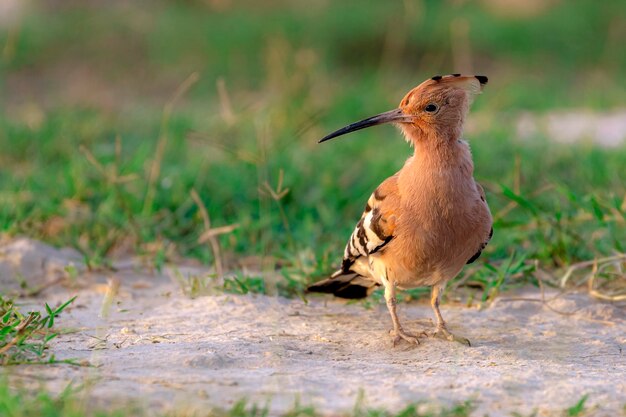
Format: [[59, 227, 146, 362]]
[[2, 239, 626, 416]]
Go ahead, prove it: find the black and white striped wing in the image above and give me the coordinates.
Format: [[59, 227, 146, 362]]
[[306, 177, 399, 299], [340, 181, 398, 273]]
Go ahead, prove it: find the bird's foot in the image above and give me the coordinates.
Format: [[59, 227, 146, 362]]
[[389, 328, 426, 347], [432, 326, 471, 346]]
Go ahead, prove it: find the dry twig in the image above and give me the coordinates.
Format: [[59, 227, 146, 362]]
[[191, 189, 239, 278], [143, 72, 200, 216]]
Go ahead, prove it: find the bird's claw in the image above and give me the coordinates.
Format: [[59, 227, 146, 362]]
[[389, 328, 426, 347], [432, 327, 471, 346]]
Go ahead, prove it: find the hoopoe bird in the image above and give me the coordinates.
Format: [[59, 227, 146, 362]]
[[308, 74, 493, 346]]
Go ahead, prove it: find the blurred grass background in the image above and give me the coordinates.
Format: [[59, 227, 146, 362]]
[[0, 0, 625, 293]]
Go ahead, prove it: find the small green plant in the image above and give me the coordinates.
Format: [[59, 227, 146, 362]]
[[566, 395, 589, 417], [511, 411, 537, 417], [455, 252, 535, 306], [0, 295, 76, 365], [353, 400, 474, 417], [64, 264, 79, 286], [223, 274, 267, 295], [172, 269, 267, 299], [171, 269, 219, 299]]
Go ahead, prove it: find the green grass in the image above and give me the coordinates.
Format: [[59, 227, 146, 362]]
[[0, 379, 607, 417], [0, 295, 76, 365], [0, 377, 475, 417], [0, 0, 625, 300], [566, 395, 589, 417], [0, 378, 130, 417], [0, 377, 474, 417], [172, 269, 271, 298]]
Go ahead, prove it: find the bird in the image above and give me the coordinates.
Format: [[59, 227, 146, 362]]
[[307, 74, 493, 347]]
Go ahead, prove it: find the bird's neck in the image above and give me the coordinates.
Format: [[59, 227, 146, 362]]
[[399, 137, 475, 198]]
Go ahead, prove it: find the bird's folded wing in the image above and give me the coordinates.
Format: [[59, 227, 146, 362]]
[[340, 175, 399, 273], [466, 181, 493, 264]]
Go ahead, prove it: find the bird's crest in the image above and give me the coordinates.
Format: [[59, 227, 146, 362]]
[[404, 74, 488, 106]]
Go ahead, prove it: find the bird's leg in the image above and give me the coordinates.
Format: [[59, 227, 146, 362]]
[[430, 284, 471, 346], [384, 282, 422, 346]]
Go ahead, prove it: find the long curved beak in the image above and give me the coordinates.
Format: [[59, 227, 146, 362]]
[[319, 108, 413, 143]]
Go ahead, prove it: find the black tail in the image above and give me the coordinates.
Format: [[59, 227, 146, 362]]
[[306, 270, 378, 299]]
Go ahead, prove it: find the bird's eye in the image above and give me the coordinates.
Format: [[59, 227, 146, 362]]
[[424, 103, 439, 113]]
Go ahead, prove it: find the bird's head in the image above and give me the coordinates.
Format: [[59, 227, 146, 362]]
[[319, 74, 487, 144]]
